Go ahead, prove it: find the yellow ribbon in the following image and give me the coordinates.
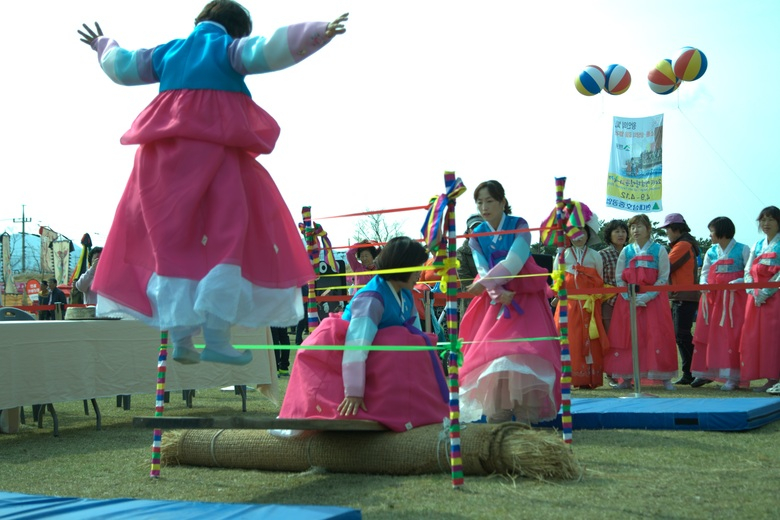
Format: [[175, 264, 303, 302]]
[[434, 257, 460, 293], [551, 264, 566, 292], [567, 288, 614, 340]]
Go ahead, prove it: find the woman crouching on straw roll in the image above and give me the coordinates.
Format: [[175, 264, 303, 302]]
[[458, 180, 561, 425], [279, 237, 449, 431]]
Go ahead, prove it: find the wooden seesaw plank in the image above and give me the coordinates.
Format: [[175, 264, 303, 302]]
[[132, 416, 389, 431]]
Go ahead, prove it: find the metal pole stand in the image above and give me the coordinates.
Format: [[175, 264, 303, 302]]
[[620, 283, 657, 399]]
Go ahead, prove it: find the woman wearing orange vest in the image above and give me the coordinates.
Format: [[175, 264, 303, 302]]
[[660, 213, 701, 386]]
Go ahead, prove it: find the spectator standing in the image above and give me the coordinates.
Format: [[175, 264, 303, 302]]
[[605, 214, 678, 390], [660, 213, 702, 386], [47, 278, 68, 320], [457, 214, 484, 314], [38, 280, 51, 320], [599, 219, 629, 333], [599, 219, 628, 388], [271, 326, 291, 377], [553, 215, 608, 389], [75, 247, 103, 305], [691, 217, 749, 391], [347, 240, 381, 293], [740, 206, 780, 393]]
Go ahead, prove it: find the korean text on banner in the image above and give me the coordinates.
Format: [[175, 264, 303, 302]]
[[606, 114, 664, 213]]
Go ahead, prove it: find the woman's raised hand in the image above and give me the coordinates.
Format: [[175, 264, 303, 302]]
[[326, 13, 349, 38], [77, 22, 103, 46]]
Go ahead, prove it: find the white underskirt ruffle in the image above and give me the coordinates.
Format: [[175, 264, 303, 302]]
[[96, 264, 304, 330], [459, 354, 558, 424]]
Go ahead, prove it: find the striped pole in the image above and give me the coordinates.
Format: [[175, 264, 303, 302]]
[[553, 178, 573, 444], [149, 330, 168, 478], [301, 207, 319, 333], [444, 171, 464, 489]]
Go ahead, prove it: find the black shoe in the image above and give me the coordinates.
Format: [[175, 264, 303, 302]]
[[673, 375, 694, 385], [690, 378, 713, 388]]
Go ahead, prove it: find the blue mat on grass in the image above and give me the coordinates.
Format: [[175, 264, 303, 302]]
[[0, 492, 360, 520], [538, 397, 780, 431]]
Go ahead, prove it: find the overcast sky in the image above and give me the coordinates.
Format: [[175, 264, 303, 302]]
[[2, 0, 777, 255]]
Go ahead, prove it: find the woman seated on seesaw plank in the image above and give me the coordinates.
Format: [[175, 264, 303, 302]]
[[279, 237, 449, 431]]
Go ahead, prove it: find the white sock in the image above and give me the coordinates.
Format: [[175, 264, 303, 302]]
[[203, 324, 240, 357], [170, 326, 198, 352]]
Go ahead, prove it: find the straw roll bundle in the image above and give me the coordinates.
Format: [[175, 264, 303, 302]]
[[161, 422, 580, 481]]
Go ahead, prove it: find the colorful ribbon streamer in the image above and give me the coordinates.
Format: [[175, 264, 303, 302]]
[[540, 199, 594, 247], [421, 177, 466, 251], [421, 177, 466, 302], [298, 221, 337, 272]]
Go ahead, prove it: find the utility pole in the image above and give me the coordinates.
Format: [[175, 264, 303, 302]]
[[13, 204, 31, 273]]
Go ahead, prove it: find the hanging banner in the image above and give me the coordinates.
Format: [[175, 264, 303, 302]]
[[40, 226, 59, 273], [1, 233, 17, 294], [606, 114, 664, 213], [53, 240, 72, 285]]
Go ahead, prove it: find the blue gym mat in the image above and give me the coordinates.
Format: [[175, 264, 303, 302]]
[[0, 492, 361, 520], [539, 397, 780, 431]]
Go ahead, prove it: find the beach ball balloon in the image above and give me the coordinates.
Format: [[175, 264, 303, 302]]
[[604, 64, 631, 95], [575, 65, 605, 96], [672, 46, 707, 81], [647, 58, 681, 95]]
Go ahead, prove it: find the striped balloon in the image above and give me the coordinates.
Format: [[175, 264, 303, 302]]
[[604, 64, 631, 95], [647, 58, 681, 95], [574, 65, 605, 96], [672, 47, 707, 81]]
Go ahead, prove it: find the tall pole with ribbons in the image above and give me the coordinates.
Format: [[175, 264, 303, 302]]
[[301, 207, 320, 333], [421, 171, 466, 488], [444, 172, 464, 488], [543, 178, 573, 444], [149, 330, 168, 478]]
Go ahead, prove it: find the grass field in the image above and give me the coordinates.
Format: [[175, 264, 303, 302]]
[[2, 374, 779, 520]]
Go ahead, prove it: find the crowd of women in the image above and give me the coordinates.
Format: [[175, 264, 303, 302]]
[[565, 206, 779, 397], [280, 181, 779, 431]]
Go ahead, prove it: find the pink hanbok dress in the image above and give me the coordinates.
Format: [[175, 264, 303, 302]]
[[739, 236, 780, 381], [458, 215, 561, 424], [691, 241, 749, 382], [279, 275, 449, 432], [605, 242, 677, 381], [89, 21, 334, 330]]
